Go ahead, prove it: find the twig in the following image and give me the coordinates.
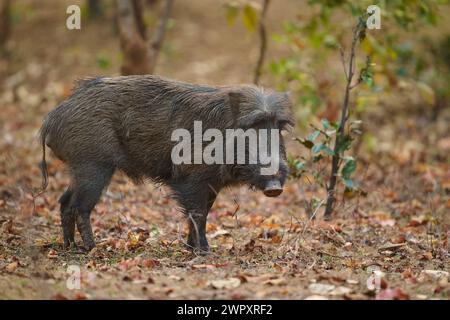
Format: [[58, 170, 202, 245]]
[[301, 198, 325, 237], [339, 45, 348, 80], [317, 250, 344, 259]]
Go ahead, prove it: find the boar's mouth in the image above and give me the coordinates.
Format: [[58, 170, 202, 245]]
[[263, 180, 283, 197]]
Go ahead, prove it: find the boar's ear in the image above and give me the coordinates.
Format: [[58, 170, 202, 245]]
[[228, 91, 242, 124], [283, 91, 292, 101]]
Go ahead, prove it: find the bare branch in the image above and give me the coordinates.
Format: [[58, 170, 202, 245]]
[[301, 198, 325, 236], [116, 0, 138, 40], [132, 0, 147, 39], [148, 0, 174, 72], [253, 0, 270, 85], [349, 78, 362, 90]]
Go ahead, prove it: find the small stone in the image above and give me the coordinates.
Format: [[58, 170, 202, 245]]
[[346, 279, 359, 285], [209, 278, 241, 289], [308, 283, 335, 295], [421, 270, 449, 280], [329, 286, 352, 296]]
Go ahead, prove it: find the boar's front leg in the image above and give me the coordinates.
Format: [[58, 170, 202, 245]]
[[172, 183, 216, 254], [187, 189, 217, 254], [187, 210, 209, 254]]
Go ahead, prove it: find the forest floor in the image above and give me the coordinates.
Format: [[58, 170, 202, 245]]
[[0, 0, 449, 299]]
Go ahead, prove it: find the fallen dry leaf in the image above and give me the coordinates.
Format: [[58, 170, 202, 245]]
[[370, 211, 396, 227], [376, 288, 409, 300], [209, 229, 231, 238], [1, 220, 13, 234], [47, 249, 58, 259], [408, 215, 429, 227], [263, 277, 287, 286], [5, 261, 18, 272], [420, 252, 433, 261]]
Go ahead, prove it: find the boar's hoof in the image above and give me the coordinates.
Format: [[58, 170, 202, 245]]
[[193, 246, 210, 256], [75, 214, 96, 252], [83, 242, 96, 252], [190, 248, 209, 256], [186, 240, 210, 255], [62, 240, 77, 251]]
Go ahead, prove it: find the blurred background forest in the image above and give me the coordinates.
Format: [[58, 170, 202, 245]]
[[0, 0, 449, 300]]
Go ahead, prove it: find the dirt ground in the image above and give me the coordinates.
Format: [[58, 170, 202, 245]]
[[0, 0, 449, 300]]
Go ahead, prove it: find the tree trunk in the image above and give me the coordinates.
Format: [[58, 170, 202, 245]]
[[88, 0, 102, 19], [116, 0, 173, 75], [116, 0, 152, 75]]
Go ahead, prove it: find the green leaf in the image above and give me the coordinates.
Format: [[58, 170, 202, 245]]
[[311, 144, 323, 154], [96, 55, 110, 70], [362, 73, 373, 87], [225, 4, 239, 26], [336, 135, 352, 154], [323, 146, 335, 156], [295, 161, 306, 170], [242, 4, 257, 32], [330, 121, 340, 130], [312, 144, 335, 156], [342, 158, 356, 179], [343, 178, 355, 189], [307, 130, 320, 142], [321, 118, 330, 129]]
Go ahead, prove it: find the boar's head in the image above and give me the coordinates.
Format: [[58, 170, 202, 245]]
[[223, 87, 294, 197]]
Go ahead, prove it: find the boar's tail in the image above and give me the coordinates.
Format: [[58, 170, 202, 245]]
[[37, 122, 50, 194]]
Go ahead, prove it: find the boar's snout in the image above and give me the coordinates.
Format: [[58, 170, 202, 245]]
[[263, 179, 283, 197]]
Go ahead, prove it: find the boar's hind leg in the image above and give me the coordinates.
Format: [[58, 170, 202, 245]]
[[206, 189, 217, 212], [59, 188, 75, 249], [70, 164, 114, 251]]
